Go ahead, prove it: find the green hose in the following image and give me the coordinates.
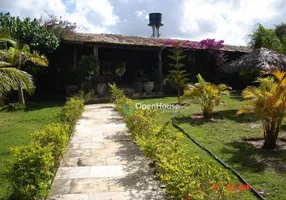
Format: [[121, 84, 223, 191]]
[[171, 118, 266, 200]]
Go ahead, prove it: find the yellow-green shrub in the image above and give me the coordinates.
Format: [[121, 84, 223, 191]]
[[62, 96, 84, 124], [9, 143, 55, 200], [182, 74, 230, 118], [30, 123, 71, 166], [109, 83, 236, 199], [9, 92, 87, 200], [155, 134, 233, 200]]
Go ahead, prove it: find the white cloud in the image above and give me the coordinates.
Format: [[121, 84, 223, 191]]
[[0, 0, 284, 45], [181, 0, 281, 45]]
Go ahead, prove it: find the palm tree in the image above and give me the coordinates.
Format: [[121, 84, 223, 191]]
[[238, 69, 286, 149], [0, 29, 42, 105], [0, 29, 48, 104]]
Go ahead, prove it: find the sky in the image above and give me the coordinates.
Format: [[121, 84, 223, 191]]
[[0, 0, 285, 46]]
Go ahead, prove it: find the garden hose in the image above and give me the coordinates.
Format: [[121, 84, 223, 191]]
[[171, 118, 266, 200]]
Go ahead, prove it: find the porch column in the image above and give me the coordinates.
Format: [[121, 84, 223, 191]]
[[73, 47, 77, 71], [158, 48, 163, 89], [93, 45, 99, 74]]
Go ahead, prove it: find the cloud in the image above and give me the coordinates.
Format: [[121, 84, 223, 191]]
[[0, 0, 285, 45]]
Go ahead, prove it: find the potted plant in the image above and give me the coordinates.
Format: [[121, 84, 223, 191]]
[[96, 75, 107, 95], [143, 72, 154, 93]]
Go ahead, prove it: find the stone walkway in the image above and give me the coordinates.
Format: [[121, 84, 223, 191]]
[[48, 104, 165, 200]]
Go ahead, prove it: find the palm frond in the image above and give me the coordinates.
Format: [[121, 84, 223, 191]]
[[0, 61, 12, 67], [0, 29, 17, 47], [0, 68, 34, 95], [28, 51, 48, 66]]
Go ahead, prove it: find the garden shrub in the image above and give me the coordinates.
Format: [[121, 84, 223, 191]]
[[9, 92, 87, 199], [182, 74, 230, 118], [30, 123, 71, 166], [62, 95, 85, 124], [9, 143, 55, 200], [109, 83, 236, 199]]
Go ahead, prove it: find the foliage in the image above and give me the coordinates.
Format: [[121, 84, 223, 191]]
[[248, 24, 285, 54], [155, 134, 232, 200], [0, 41, 48, 105], [62, 95, 85, 124], [156, 38, 227, 68], [76, 55, 97, 88], [0, 29, 35, 105], [9, 143, 55, 200], [182, 74, 230, 118], [30, 123, 71, 166], [42, 13, 77, 40], [108, 82, 125, 101], [6, 102, 26, 111], [0, 12, 59, 54], [109, 83, 235, 199], [8, 92, 86, 199], [166, 45, 190, 104], [238, 69, 286, 149]]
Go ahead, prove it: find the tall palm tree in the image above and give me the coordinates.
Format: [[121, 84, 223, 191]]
[[0, 29, 48, 104], [0, 29, 43, 105]]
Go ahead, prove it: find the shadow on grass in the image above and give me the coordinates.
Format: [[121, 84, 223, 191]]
[[174, 115, 217, 126], [215, 109, 259, 123], [222, 140, 286, 174]]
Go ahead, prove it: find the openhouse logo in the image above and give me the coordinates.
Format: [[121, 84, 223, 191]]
[[122, 102, 180, 115]]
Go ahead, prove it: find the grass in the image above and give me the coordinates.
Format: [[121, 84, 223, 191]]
[[0, 99, 64, 200], [135, 96, 286, 200]]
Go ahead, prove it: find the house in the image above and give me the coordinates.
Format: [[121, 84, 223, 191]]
[[55, 33, 251, 96]]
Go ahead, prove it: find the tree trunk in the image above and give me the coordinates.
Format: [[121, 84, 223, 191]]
[[17, 54, 25, 105], [177, 88, 181, 105], [263, 124, 279, 149], [18, 85, 25, 105]]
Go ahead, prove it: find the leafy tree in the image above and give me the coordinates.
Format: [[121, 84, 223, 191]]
[[238, 69, 286, 149], [42, 13, 77, 40], [0, 29, 34, 105], [0, 40, 48, 104], [0, 12, 59, 54], [182, 74, 230, 118], [248, 24, 283, 53], [166, 45, 190, 104]]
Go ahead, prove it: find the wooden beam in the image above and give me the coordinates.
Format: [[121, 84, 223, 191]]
[[93, 45, 99, 74], [73, 47, 77, 71], [158, 48, 163, 89]]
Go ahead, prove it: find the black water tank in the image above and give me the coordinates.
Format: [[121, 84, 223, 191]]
[[148, 13, 163, 25]]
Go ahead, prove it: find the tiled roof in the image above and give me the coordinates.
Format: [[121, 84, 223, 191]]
[[63, 33, 251, 53]]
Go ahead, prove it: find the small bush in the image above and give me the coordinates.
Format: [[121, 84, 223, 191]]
[[182, 74, 230, 118], [108, 82, 125, 101], [62, 96, 84, 124], [9, 143, 55, 200], [30, 123, 71, 166], [7, 103, 26, 111], [109, 83, 236, 199]]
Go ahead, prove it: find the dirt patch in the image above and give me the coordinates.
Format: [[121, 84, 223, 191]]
[[242, 137, 286, 150], [191, 113, 224, 121]]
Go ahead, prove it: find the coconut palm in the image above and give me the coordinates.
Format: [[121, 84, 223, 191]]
[[0, 29, 39, 105], [0, 30, 48, 104], [238, 69, 286, 149]]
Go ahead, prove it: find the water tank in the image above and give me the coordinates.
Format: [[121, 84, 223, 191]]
[[148, 13, 163, 26]]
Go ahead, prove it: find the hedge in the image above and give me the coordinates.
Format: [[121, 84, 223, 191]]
[[109, 83, 237, 200], [9, 92, 89, 200]]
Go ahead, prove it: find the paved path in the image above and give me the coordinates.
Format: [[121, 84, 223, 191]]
[[48, 104, 165, 200]]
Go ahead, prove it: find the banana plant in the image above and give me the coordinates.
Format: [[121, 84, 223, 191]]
[[182, 74, 230, 118], [238, 69, 286, 149]]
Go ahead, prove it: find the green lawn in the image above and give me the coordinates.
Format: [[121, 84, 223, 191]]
[[0, 100, 63, 200], [136, 96, 286, 200]]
